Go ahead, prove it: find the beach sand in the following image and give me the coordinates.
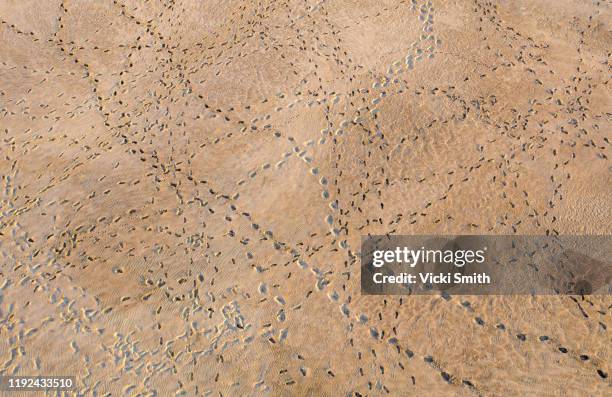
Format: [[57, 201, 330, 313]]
[[0, 0, 610, 395]]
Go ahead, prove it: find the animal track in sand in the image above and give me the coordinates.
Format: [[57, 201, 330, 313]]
[[0, 0, 610, 395]]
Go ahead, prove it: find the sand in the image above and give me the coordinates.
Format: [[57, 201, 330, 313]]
[[0, 0, 610, 396]]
